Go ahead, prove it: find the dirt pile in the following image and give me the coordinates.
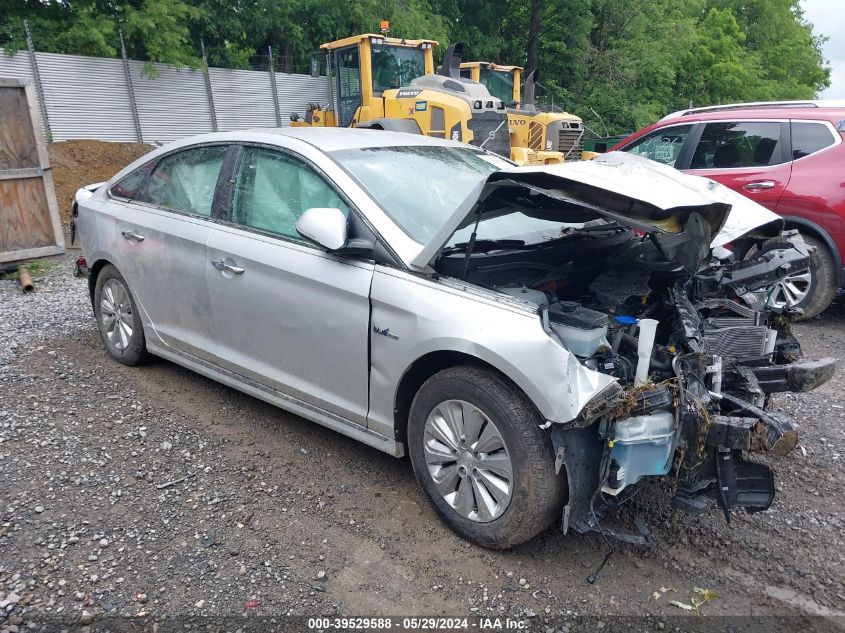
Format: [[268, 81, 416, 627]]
[[48, 140, 155, 224]]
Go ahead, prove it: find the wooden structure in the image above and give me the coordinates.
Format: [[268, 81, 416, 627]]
[[0, 77, 64, 265]]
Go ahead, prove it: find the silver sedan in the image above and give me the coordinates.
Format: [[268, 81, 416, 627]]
[[74, 128, 834, 548]]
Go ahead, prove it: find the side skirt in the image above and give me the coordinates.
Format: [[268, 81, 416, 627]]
[[146, 341, 405, 458]]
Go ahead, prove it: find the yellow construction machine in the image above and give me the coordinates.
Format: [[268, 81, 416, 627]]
[[460, 62, 586, 162], [290, 34, 512, 158]]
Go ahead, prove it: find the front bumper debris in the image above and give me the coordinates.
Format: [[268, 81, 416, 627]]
[[554, 349, 833, 540], [752, 357, 836, 394]]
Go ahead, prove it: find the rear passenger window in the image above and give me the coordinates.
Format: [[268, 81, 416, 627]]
[[142, 146, 227, 216], [231, 147, 349, 240], [791, 122, 836, 159], [689, 121, 783, 169], [620, 125, 692, 166]]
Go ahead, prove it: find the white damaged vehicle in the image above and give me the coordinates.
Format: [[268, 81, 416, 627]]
[[73, 129, 835, 548]]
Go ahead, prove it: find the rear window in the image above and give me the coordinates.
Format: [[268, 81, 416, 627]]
[[791, 121, 836, 159], [141, 146, 228, 217], [109, 161, 154, 199], [688, 121, 783, 169]]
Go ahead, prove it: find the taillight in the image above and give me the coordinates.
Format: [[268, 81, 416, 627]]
[[73, 256, 88, 278]]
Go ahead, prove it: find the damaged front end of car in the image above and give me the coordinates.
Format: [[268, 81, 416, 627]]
[[417, 152, 835, 541], [552, 227, 834, 542]]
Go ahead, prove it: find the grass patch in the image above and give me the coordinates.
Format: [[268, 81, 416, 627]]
[[1, 259, 59, 281]]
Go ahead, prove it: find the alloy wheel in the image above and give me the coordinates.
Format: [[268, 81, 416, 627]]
[[767, 270, 812, 309], [423, 399, 513, 522], [100, 278, 134, 351]]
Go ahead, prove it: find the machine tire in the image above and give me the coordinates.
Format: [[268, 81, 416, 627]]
[[93, 265, 148, 366], [407, 366, 564, 549], [355, 118, 423, 135]]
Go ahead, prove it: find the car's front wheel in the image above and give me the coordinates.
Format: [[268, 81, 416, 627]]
[[408, 366, 564, 549], [93, 264, 148, 365]]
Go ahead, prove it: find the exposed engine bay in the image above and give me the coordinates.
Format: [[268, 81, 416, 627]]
[[434, 217, 835, 541]]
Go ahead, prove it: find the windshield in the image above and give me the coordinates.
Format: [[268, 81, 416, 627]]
[[371, 45, 425, 92], [332, 146, 509, 242], [479, 68, 515, 104], [331, 145, 586, 246]]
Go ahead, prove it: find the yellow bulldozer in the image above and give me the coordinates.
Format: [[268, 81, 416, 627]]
[[459, 62, 586, 162], [290, 34, 512, 159]]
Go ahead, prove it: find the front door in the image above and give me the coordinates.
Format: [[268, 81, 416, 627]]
[[335, 46, 363, 127], [683, 120, 793, 212], [206, 145, 373, 425]]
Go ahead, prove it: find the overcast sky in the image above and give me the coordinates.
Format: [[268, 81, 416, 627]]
[[801, 0, 845, 98]]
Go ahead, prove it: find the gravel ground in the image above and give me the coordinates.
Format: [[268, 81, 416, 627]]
[[0, 256, 843, 632]]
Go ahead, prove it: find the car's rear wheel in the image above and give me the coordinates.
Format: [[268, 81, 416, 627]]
[[407, 366, 564, 549], [93, 265, 148, 365]]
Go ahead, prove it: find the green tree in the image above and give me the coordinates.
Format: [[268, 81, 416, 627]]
[[1, 0, 831, 132], [675, 7, 756, 107], [714, 0, 829, 98], [2, 0, 204, 70]]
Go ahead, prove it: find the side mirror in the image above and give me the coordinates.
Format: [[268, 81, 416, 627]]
[[296, 207, 348, 251]]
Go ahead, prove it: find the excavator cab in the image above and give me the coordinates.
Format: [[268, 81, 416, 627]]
[[324, 34, 436, 127], [460, 62, 586, 163], [459, 62, 521, 107], [292, 34, 513, 159], [294, 34, 436, 129]]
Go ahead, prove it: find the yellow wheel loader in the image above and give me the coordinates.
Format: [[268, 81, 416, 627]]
[[459, 62, 586, 163], [290, 35, 512, 159]]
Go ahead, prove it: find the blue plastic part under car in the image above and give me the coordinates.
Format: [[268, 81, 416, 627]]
[[614, 315, 639, 325]]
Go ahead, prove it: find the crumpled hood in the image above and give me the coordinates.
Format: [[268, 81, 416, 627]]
[[410, 151, 783, 270]]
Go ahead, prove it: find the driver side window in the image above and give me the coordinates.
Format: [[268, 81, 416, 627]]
[[231, 147, 349, 241]]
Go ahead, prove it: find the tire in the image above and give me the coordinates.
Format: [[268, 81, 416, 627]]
[[93, 264, 148, 365], [743, 232, 837, 319], [795, 234, 837, 319], [407, 366, 564, 549]]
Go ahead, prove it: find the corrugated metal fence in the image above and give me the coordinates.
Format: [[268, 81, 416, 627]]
[[0, 48, 330, 143]]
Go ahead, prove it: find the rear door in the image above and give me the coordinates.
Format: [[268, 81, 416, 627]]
[[109, 144, 230, 362], [206, 144, 374, 425], [681, 120, 792, 211]]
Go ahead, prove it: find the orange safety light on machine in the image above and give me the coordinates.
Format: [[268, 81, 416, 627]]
[[380, 20, 390, 34]]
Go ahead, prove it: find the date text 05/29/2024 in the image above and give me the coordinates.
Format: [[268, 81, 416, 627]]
[[306, 616, 528, 630]]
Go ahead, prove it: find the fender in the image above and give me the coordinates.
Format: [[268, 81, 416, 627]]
[[779, 215, 844, 286]]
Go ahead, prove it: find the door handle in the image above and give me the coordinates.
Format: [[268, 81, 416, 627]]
[[121, 230, 145, 242], [210, 258, 245, 275], [743, 180, 776, 191]]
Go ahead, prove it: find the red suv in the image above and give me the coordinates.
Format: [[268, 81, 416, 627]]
[[612, 101, 845, 318]]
